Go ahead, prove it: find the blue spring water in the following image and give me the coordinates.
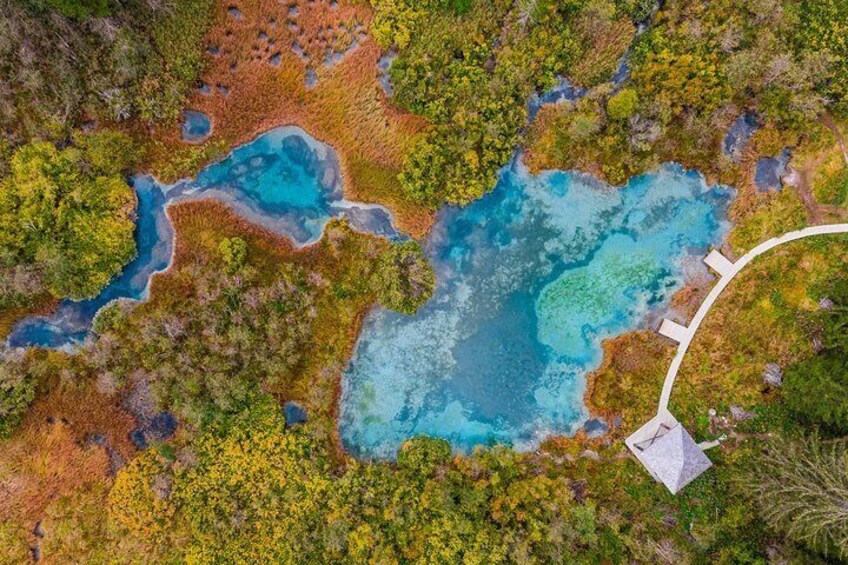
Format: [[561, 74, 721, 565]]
[[723, 112, 760, 161], [340, 160, 732, 458], [284, 402, 309, 428], [8, 123, 732, 457], [181, 110, 213, 142], [7, 127, 398, 349]]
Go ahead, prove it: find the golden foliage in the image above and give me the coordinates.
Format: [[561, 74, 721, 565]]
[[108, 452, 173, 540]]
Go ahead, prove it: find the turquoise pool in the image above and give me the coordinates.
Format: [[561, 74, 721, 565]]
[[340, 160, 732, 458]]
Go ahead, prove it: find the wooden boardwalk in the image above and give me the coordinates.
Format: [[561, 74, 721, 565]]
[[628, 224, 848, 492], [655, 223, 848, 413]]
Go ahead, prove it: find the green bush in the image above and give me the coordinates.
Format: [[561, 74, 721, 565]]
[[218, 237, 248, 273], [814, 166, 848, 206], [784, 354, 848, 433], [139, 0, 213, 123], [27, 0, 110, 18], [397, 436, 452, 476], [92, 302, 130, 336], [373, 241, 435, 314], [795, 0, 848, 117], [606, 88, 639, 121], [73, 130, 142, 176], [0, 350, 38, 438], [110, 400, 602, 563], [0, 133, 138, 300], [782, 277, 848, 433], [814, 277, 848, 354], [530, 0, 848, 185]]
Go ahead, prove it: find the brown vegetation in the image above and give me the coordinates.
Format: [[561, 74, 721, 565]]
[[584, 330, 672, 439], [0, 383, 136, 554], [570, 11, 635, 87], [525, 102, 607, 178], [144, 0, 433, 237], [158, 200, 393, 458]]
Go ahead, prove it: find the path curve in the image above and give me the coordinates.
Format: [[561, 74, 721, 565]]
[[657, 223, 848, 413]]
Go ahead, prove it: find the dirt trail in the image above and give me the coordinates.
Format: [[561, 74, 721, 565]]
[[821, 113, 848, 166], [793, 166, 823, 224], [787, 114, 848, 224]]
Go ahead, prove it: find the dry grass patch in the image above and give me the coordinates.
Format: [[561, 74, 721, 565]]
[[144, 0, 432, 237], [0, 383, 136, 557], [570, 14, 635, 87]]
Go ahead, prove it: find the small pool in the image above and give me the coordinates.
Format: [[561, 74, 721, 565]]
[[284, 402, 308, 428], [181, 110, 212, 143], [724, 112, 760, 162], [755, 148, 792, 192]]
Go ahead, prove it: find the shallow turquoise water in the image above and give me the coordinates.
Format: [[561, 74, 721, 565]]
[[8, 127, 397, 348], [184, 127, 343, 243], [10, 123, 732, 458], [340, 160, 732, 458]]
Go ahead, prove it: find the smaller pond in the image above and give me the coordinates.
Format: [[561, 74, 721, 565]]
[[535, 77, 586, 106], [181, 110, 212, 143], [130, 411, 179, 449], [284, 402, 308, 428], [724, 112, 760, 162], [755, 148, 793, 192], [8, 126, 399, 349]]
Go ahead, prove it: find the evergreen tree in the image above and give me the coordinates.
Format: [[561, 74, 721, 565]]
[[744, 436, 848, 561]]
